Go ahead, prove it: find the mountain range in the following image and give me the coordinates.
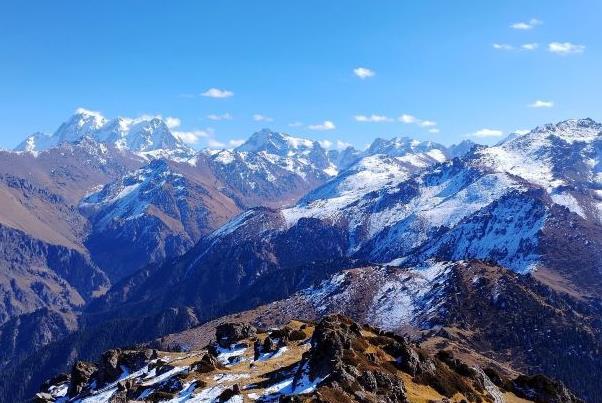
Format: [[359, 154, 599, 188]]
[[1, 112, 601, 402]]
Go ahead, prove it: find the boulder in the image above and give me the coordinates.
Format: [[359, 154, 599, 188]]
[[215, 322, 257, 348], [190, 354, 222, 373], [217, 384, 240, 402]]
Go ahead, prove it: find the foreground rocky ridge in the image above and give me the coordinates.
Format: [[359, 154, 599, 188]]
[[36, 315, 581, 403]]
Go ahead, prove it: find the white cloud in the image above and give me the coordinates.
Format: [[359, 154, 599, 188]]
[[399, 114, 437, 129], [228, 139, 245, 147], [201, 88, 234, 98], [529, 100, 554, 108], [318, 139, 333, 149], [207, 113, 233, 121], [514, 129, 530, 135], [548, 42, 585, 55], [173, 129, 212, 144], [336, 140, 353, 150], [253, 114, 274, 122], [207, 138, 225, 148], [511, 18, 542, 30], [418, 120, 437, 128], [288, 121, 303, 128], [318, 139, 353, 150], [164, 116, 181, 129], [521, 43, 539, 51], [493, 43, 514, 51], [353, 67, 375, 79], [354, 114, 393, 123], [399, 114, 417, 124], [75, 107, 103, 117], [471, 128, 504, 138], [308, 120, 336, 131], [429, 128, 440, 134]]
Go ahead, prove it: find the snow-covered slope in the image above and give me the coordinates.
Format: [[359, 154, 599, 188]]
[[15, 109, 194, 161], [79, 159, 241, 280], [160, 118, 602, 292]]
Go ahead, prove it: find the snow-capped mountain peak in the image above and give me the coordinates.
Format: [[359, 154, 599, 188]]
[[526, 118, 602, 144], [55, 109, 108, 144], [14, 110, 193, 160], [235, 129, 318, 156], [366, 136, 448, 158]]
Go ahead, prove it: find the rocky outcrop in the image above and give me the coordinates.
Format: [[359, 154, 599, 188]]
[[214, 322, 257, 348], [37, 315, 582, 403], [67, 361, 97, 397], [511, 374, 583, 403], [302, 315, 408, 403]]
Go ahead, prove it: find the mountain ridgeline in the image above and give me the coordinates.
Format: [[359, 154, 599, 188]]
[[1, 112, 601, 402]]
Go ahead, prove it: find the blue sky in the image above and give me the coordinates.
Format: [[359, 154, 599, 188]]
[[0, 0, 600, 150]]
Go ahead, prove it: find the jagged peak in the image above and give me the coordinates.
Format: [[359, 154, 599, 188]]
[[235, 128, 318, 155], [13, 110, 189, 156], [367, 136, 446, 157], [526, 118, 602, 143]]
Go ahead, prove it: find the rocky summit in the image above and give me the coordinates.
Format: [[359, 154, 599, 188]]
[[35, 315, 581, 403]]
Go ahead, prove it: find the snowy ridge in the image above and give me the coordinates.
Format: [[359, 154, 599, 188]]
[[297, 262, 453, 331], [79, 160, 187, 229], [15, 109, 194, 161]]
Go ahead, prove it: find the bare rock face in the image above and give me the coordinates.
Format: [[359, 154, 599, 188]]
[[67, 361, 97, 397]]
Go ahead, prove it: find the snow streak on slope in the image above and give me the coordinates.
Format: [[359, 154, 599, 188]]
[[79, 160, 187, 229], [298, 262, 453, 331]]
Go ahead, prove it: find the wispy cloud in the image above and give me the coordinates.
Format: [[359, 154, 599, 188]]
[[164, 117, 181, 129], [318, 139, 332, 149], [354, 114, 393, 123], [471, 128, 504, 138], [319, 139, 353, 150], [253, 114, 274, 122], [399, 114, 417, 124], [173, 129, 213, 144], [207, 113, 233, 121], [308, 120, 336, 131], [494, 43, 540, 52], [228, 139, 245, 147], [398, 114, 438, 130], [288, 121, 303, 128], [529, 100, 554, 108], [353, 67, 375, 79], [511, 18, 542, 30], [493, 43, 514, 51], [336, 140, 353, 149], [201, 88, 234, 98], [428, 128, 440, 134], [548, 42, 585, 55], [418, 120, 437, 128], [521, 43, 539, 51], [207, 138, 225, 148]]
